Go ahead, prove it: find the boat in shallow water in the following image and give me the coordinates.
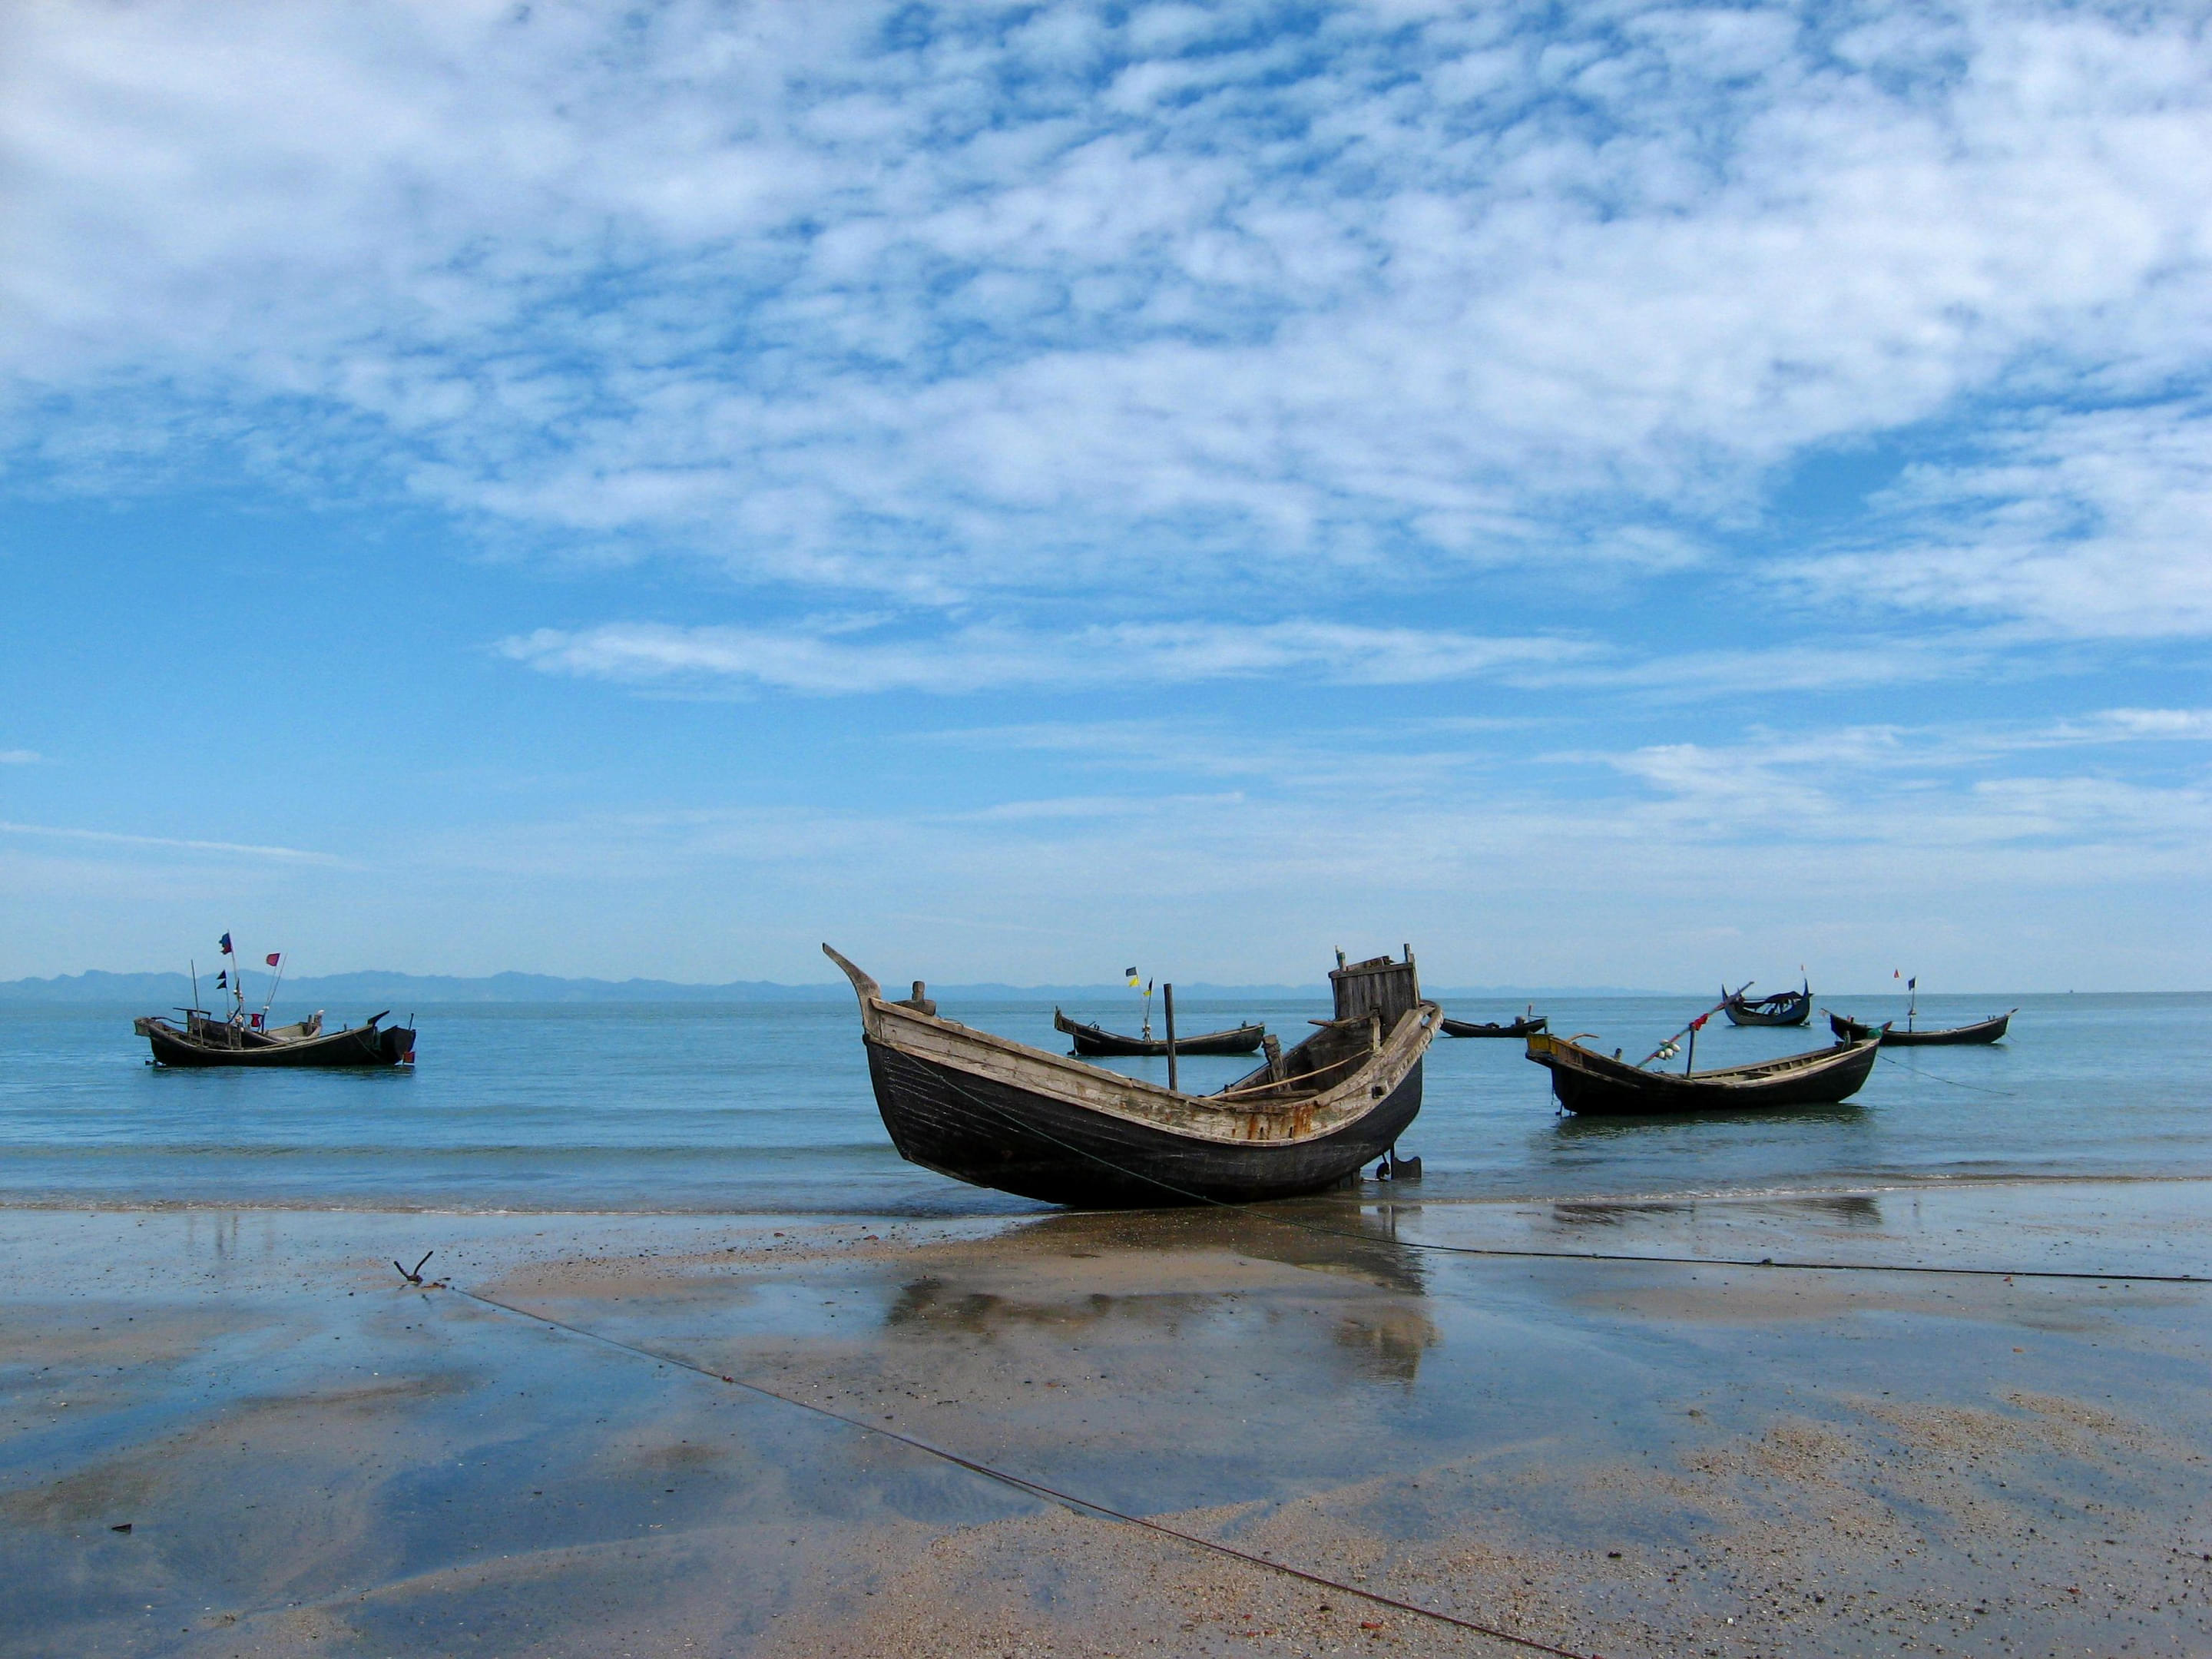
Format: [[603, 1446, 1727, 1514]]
[[134, 1008, 416, 1068], [1829, 1009, 2013, 1046], [829, 944, 1436, 1207], [1525, 1029, 1877, 1115], [1051, 1008, 1267, 1057], [1441, 1013, 1547, 1038], [1721, 980, 1813, 1027]]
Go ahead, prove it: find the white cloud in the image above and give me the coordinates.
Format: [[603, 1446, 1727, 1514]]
[[1583, 723, 2212, 855], [498, 617, 1590, 694], [1799, 402, 2212, 637], [0, 750, 39, 765], [5, 1, 2212, 626]]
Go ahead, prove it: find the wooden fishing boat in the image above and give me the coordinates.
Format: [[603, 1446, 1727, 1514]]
[[134, 1008, 416, 1068], [830, 944, 1437, 1207], [1525, 1029, 1877, 1115], [1441, 1013, 1547, 1038], [1828, 1009, 2012, 1046], [1051, 1008, 1266, 1057], [1720, 980, 1812, 1027]]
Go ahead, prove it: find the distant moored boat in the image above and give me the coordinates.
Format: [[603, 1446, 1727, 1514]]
[[134, 1008, 416, 1068], [1526, 1029, 1877, 1115], [132, 930, 416, 1068], [1051, 1008, 1266, 1057], [1828, 1008, 2013, 1047], [1440, 1013, 1547, 1038], [1720, 980, 1812, 1027]]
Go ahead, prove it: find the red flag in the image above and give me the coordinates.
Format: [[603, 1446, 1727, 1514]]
[[266, 952, 282, 967]]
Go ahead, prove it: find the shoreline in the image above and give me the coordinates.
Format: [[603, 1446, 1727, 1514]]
[[7, 1187, 2210, 1654]]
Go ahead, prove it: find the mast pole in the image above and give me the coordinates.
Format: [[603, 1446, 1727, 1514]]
[[190, 959, 200, 1011], [1163, 983, 1178, 1094]]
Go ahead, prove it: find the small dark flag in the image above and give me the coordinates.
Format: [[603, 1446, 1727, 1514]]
[[218, 933, 233, 955], [215, 971, 227, 988], [1908, 977, 1916, 991]]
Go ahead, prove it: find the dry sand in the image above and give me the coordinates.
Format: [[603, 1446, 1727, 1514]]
[[4, 1188, 2210, 1657]]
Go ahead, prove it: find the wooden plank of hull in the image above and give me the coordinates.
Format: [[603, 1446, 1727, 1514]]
[[868, 1038, 1422, 1206], [141, 1021, 414, 1068], [1527, 1031, 1877, 1115]]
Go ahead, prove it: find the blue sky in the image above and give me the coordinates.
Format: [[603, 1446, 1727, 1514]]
[[2, 0, 2207, 989]]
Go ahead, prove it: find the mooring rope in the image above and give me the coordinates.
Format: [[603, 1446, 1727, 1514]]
[[441, 1281, 1597, 1659], [1873, 1050, 2018, 1097], [896, 1048, 2203, 1285]]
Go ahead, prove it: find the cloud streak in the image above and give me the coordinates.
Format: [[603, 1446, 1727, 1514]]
[[498, 618, 1589, 694], [0, 821, 343, 864]]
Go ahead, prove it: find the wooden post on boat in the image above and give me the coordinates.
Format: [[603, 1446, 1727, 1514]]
[[1684, 1021, 1697, 1075], [1163, 983, 1177, 1094]]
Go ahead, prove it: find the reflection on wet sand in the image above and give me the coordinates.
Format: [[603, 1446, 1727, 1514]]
[[876, 1204, 1439, 1386], [1548, 1192, 1886, 1234], [10, 1199, 2212, 1659]]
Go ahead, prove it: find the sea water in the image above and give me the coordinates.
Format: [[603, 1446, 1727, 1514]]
[[1, 992, 2204, 1215]]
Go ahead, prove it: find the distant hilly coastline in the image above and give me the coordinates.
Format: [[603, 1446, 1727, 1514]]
[[0, 970, 1662, 1005]]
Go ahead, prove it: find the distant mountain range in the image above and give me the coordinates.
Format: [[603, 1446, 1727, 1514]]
[[0, 969, 1661, 1005]]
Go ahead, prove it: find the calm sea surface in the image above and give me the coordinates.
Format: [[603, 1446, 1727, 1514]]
[[1, 993, 2204, 1214]]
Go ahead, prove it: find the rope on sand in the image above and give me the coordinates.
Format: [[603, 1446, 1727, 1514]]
[[443, 1282, 1600, 1659]]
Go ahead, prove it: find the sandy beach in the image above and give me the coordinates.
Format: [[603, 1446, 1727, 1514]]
[[5, 1184, 2210, 1657]]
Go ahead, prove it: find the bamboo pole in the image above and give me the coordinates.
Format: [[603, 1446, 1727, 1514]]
[[1164, 983, 1178, 1094]]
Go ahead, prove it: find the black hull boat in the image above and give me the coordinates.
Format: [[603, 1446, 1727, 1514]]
[[1525, 1030, 1877, 1115], [1441, 1014, 1547, 1038], [135, 1009, 416, 1068], [1829, 1009, 2012, 1047], [1052, 1008, 1266, 1057], [1721, 981, 1812, 1027], [831, 945, 1437, 1207]]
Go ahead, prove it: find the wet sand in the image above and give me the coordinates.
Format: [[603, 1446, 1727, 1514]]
[[5, 1184, 2210, 1657]]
